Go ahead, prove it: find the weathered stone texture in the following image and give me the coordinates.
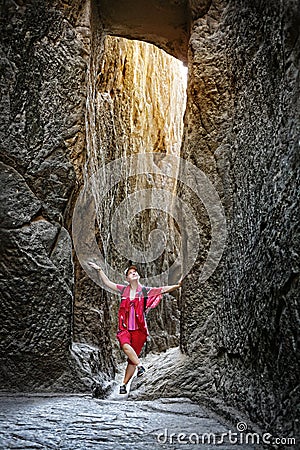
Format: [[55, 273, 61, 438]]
[[178, 0, 232, 408], [178, 0, 299, 438], [73, 255, 116, 368], [0, 393, 245, 450], [217, 0, 300, 436], [0, 0, 186, 392], [0, 0, 98, 391], [95, 0, 190, 62], [98, 35, 187, 157]]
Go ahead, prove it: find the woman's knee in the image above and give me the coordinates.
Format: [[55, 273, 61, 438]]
[[122, 343, 131, 352]]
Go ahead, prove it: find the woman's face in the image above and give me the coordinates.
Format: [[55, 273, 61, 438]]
[[126, 268, 139, 282]]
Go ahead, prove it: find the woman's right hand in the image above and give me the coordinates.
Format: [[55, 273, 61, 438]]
[[87, 261, 119, 292], [87, 261, 101, 271]]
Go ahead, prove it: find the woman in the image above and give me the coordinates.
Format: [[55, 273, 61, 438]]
[[88, 262, 182, 394]]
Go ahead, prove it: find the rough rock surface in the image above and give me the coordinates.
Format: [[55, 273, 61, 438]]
[[95, 0, 211, 63], [0, 0, 186, 392], [217, 0, 300, 436], [0, 0, 107, 391], [179, 0, 300, 440], [0, 393, 250, 450]]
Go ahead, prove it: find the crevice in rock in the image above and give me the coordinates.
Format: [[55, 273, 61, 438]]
[[73, 31, 188, 371]]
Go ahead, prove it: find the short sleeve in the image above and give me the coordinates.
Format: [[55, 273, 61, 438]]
[[146, 287, 162, 297], [116, 284, 126, 293], [145, 287, 163, 309]]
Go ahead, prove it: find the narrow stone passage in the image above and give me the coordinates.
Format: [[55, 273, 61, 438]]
[[1, 0, 298, 444], [0, 394, 258, 449]]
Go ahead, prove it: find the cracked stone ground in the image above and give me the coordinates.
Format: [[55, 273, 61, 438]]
[[0, 393, 261, 450]]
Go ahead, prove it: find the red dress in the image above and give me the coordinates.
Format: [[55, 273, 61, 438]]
[[116, 284, 162, 364]]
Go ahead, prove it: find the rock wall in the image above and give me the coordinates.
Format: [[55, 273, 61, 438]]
[[98, 35, 187, 156], [0, 0, 113, 392], [179, 0, 300, 438], [98, 0, 187, 62], [218, 0, 299, 436]]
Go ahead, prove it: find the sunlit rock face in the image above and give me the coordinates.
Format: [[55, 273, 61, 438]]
[[98, 35, 187, 156]]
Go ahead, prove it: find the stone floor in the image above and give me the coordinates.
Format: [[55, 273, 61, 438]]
[[0, 391, 262, 450]]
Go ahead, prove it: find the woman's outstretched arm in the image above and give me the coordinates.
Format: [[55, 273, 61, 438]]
[[87, 261, 120, 293], [161, 280, 183, 294], [145, 279, 183, 310]]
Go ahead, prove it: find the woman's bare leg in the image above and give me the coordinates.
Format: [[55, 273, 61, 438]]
[[122, 343, 140, 365], [123, 363, 137, 385], [121, 343, 140, 385]]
